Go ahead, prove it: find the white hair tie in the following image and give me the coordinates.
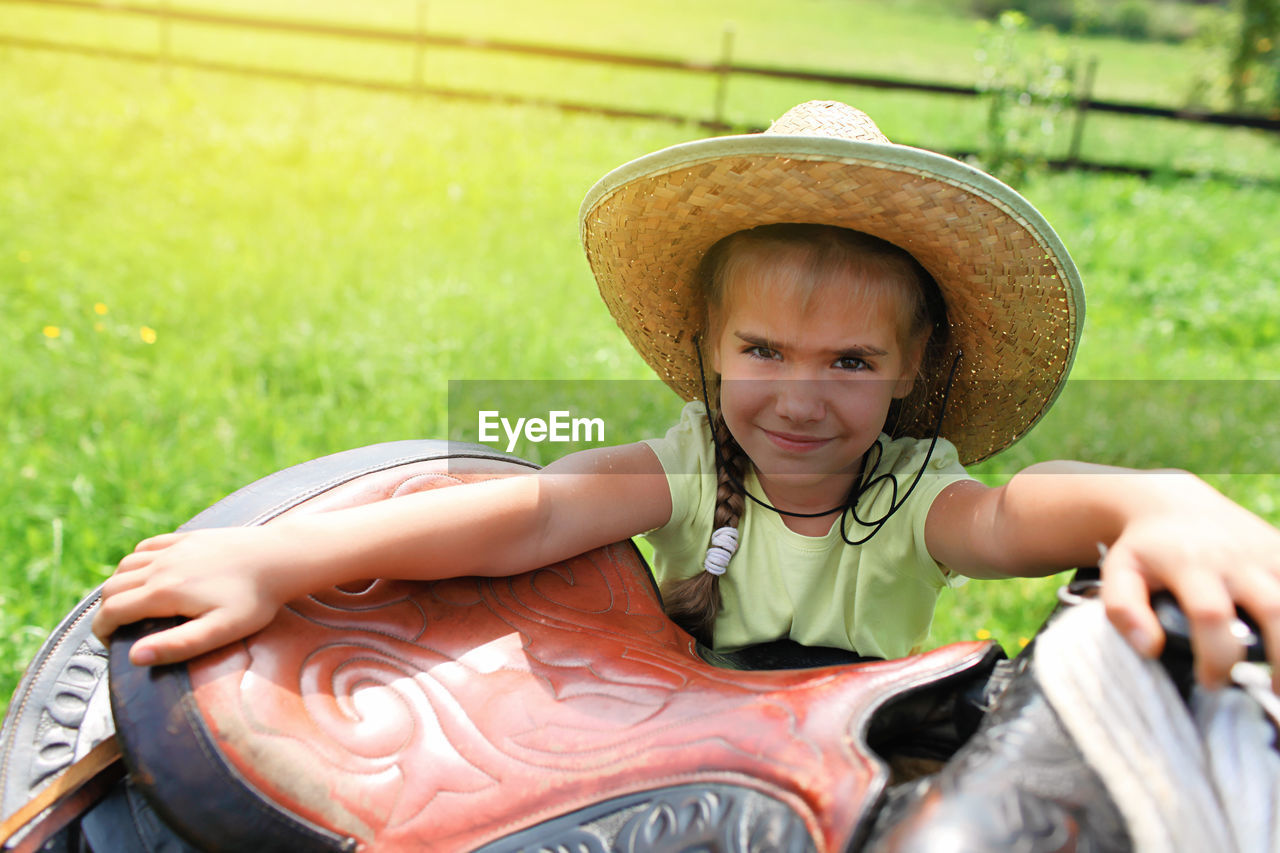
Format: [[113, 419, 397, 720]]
[[703, 526, 739, 576]]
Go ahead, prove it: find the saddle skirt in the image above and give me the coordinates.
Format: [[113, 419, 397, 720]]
[[107, 447, 996, 852]]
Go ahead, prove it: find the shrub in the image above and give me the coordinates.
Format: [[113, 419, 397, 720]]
[[970, 0, 1224, 43], [1114, 0, 1154, 38], [1186, 0, 1280, 111], [974, 11, 1077, 184], [1229, 0, 1280, 108]]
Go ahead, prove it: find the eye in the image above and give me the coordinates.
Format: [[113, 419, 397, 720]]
[[833, 356, 870, 372], [744, 345, 779, 361]]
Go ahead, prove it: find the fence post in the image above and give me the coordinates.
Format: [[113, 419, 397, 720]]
[[413, 0, 427, 94], [713, 23, 734, 127], [1067, 55, 1097, 167]]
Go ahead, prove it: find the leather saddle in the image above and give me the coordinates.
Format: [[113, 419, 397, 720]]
[[0, 440, 1007, 852]]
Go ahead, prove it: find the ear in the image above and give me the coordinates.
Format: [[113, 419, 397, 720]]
[[892, 334, 928, 399]]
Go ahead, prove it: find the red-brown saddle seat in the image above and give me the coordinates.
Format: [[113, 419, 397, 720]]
[[107, 443, 997, 852]]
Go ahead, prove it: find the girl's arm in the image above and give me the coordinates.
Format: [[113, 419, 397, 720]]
[[925, 461, 1280, 690], [92, 442, 672, 666]]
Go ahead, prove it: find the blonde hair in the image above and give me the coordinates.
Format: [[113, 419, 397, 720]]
[[661, 224, 947, 645]]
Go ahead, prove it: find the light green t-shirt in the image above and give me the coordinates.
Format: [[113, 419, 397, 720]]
[[642, 402, 972, 659]]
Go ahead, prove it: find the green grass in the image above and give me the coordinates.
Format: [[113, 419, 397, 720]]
[[3, 2, 1280, 715], [0, 0, 1236, 103], [2, 0, 1277, 180]]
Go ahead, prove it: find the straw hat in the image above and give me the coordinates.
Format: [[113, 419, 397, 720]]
[[579, 100, 1083, 465]]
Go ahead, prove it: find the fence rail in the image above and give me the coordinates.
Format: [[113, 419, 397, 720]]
[[3, 0, 1277, 183]]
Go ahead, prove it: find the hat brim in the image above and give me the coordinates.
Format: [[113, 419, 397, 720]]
[[580, 133, 1084, 465]]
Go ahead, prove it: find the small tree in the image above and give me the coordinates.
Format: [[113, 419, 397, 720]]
[[1229, 0, 1280, 110], [975, 11, 1077, 185]]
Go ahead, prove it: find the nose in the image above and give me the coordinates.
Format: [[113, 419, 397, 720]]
[[774, 380, 825, 424]]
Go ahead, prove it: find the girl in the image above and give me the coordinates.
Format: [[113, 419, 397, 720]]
[[93, 101, 1280, 693]]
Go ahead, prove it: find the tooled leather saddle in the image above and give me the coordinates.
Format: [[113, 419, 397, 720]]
[[0, 441, 1129, 852]]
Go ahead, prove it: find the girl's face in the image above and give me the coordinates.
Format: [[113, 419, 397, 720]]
[[710, 255, 924, 502]]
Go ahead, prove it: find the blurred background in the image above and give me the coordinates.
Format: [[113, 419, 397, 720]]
[[3, 0, 1279, 712]]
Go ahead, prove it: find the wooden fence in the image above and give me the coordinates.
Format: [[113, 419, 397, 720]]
[[3, 0, 1277, 183]]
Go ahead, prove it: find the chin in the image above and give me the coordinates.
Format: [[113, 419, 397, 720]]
[[749, 452, 855, 484]]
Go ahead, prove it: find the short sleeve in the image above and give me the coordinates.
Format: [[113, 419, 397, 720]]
[[639, 402, 718, 586], [868, 435, 974, 591]]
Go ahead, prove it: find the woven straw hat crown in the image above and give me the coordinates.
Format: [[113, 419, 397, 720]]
[[580, 101, 1083, 464]]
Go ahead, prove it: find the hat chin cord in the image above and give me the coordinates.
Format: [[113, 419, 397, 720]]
[[694, 339, 961, 547]]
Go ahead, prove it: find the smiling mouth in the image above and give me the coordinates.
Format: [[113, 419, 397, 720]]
[[762, 429, 832, 453]]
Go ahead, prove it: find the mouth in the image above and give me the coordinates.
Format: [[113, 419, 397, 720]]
[[761, 429, 832, 453]]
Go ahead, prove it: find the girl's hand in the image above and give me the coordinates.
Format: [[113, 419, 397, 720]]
[[92, 526, 311, 667], [1099, 479, 1280, 692]]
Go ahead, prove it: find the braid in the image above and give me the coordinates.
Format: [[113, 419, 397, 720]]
[[710, 412, 748, 529], [661, 410, 746, 645]]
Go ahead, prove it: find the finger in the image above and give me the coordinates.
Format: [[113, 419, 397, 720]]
[[132, 532, 187, 553], [113, 532, 191, 576], [91, 593, 137, 644], [90, 607, 114, 645], [1162, 570, 1244, 690], [129, 611, 256, 667], [1099, 544, 1163, 657], [1226, 566, 1280, 692], [91, 583, 188, 644], [114, 547, 162, 575], [101, 562, 154, 598]]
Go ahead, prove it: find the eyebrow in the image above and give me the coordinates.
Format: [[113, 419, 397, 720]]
[[733, 330, 889, 358]]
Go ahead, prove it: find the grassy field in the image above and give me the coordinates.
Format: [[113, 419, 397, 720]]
[[2, 0, 1277, 178], [4, 0, 1280, 713], [0, 0, 1236, 102]]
